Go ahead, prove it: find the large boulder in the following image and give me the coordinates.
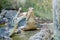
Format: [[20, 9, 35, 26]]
[[20, 8, 37, 30], [29, 23, 54, 40]]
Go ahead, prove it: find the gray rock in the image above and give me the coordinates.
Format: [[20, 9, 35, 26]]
[[29, 28, 52, 40]]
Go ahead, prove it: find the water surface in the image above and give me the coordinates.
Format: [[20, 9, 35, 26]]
[[12, 30, 40, 40]]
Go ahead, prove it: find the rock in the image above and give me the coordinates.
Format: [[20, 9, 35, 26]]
[[21, 8, 37, 30], [0, 18, 8, 24], [29, 29, 52, 40], [29, 23, 53, 40], [0, 27, 10, 39]]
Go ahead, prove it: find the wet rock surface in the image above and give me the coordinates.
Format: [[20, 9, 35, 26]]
[[29, 23, 53, 40], [0, 27, 10, 39], [29, 30, 52, 40], [0, 10, 17, 39]]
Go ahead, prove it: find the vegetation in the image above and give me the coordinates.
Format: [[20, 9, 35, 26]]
[[0, 0, 53, 20]]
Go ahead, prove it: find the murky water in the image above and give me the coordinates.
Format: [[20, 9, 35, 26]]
[[11, 30, 40, 40]]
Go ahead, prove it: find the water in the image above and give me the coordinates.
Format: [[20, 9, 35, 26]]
[[0, 10, 17, 39], [0, 10, 40, 40], [0, 10, 27, 40], [0, 24, 40, 40], [0, 27, 10, 40], [12, 30, 40, 40]]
